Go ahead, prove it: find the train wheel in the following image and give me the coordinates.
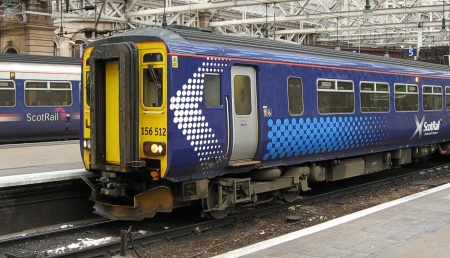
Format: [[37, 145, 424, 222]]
[[201, 180, 231, 219], [280, 188, 299, 203]]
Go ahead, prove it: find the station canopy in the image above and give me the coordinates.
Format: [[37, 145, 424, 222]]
[[58, 0, 450, 49]]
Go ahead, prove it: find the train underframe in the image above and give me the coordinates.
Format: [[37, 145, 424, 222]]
[[85, 143, 450, 220]]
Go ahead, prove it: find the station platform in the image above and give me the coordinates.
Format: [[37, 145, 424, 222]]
[[0, 141, 91, 187], [216, 183, 450, 258]]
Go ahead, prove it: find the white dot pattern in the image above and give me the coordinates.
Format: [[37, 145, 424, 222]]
[[170, 57, 229, 173]]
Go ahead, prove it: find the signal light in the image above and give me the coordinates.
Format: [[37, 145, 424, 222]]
[[143, 142, 166, 156], [83, 139, 91, 150]]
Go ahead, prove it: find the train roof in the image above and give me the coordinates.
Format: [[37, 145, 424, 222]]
[[89, 26, 450, 76], [0, 54, 81, 65]]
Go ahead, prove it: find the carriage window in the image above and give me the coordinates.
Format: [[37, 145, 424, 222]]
[[143, 67, 163, 107], [0, 80, 15, 107], [234, 75, 252, 115], [360, 82, 390, 113], [395, 84, 418, 111], [204, 73, 221, 107], [288, 77, 303, 115], [144, 53, 163, 62], [318, 79, 354, 114], [423, 85, 443, 111], [446, 87, 450, 110], [25, 81, 72, 106]]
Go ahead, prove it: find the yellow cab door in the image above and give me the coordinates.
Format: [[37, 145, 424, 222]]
[[137, 43, 169, 178], [87, 43, 140, 171], [82, 47, 122, 168], [105, 60, 120, 164]]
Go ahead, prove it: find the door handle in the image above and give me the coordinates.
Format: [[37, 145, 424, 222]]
[[225, 96, 230, 157]]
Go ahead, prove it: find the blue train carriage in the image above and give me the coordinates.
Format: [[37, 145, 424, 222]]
[[81, 26, 450, 221], [0, 54, 81, 143]]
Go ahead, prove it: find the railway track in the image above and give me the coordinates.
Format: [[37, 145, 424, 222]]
[[1, 160, 448, 258]]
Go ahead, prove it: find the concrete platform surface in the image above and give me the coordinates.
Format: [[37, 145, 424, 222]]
[[215, 183, 450, 258], [0, 140, 82, 169], [0, 141, 89, 187]]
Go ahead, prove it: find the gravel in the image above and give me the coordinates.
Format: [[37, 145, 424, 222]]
[[137, 172, 450, 257]]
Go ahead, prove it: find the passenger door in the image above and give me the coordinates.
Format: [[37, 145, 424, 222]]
[[229, 66, 258, 164]]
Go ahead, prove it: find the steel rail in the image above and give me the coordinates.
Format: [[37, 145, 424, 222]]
[[46, 163, 450, 258]]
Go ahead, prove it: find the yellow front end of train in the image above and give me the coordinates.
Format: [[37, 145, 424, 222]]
[[81, 42, 172, 220]]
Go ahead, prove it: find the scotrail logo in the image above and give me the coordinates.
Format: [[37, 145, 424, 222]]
[[26, 108, 67, 122], [410, 115, 442, 140]]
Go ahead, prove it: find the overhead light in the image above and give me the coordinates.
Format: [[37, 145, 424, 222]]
[[335, 41, 341, 51], [439, 27, 447, 37], [362, 0, 373, 19], [58, 26, 65, 41], [4, 0, 15, 18], [57, 0, 65, 41]]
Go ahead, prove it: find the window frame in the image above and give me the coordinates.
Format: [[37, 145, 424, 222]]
[[24, 80, 73, 107], [0, 80, 16, 107], [394, 83, 419, 112], [446, 86, 450, 111], [317, 79, 355, 114], [204, 73, 222, 108], [233, 74, 252, 116], [422, 85, 443, 111], [141, 52, 165, 109], [359, 81, 390, 113], [287, 76, 304, 115]]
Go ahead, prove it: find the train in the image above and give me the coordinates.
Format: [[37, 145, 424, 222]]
[[0, 54, 81, 143], [80, 26, 450, 221]]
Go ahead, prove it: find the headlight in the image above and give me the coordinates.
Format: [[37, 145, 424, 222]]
[[143, 142, 166, 156], [83, 139, 91, 150]]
